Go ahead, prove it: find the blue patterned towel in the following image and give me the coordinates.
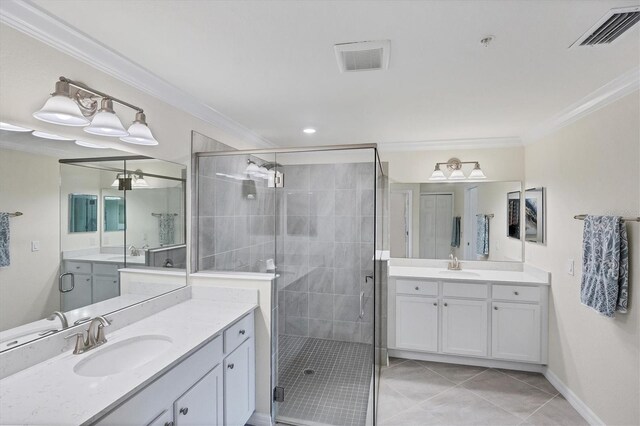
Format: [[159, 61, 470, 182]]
[[476, 214, 489, 256], [580, 215, 629, 317], [0, 213, 9, 267], [451, 216, 461, 248]]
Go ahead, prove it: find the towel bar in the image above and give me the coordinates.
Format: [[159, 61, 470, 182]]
[[7, 212, 23, 217], [574, 214, 640, 223]]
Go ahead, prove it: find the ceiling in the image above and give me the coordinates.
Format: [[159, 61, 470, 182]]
[[29, 0, 640, 147]]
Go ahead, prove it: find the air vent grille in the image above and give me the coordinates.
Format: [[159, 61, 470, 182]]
[[334, 40, 390, 73], [572, 7, 640, 47]]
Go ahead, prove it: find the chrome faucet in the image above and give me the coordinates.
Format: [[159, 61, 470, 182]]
[[128, 244, 139, 256], [448, 254, 461, 270], [47, 311, 69, 329], [65, 316, 111, 355]]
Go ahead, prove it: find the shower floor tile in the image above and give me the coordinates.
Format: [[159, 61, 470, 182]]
[[277, 335, 372, 426]]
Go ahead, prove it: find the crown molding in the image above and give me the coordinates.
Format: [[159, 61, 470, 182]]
[[0, 0, 277, 148], [378, 137, 523, 152], [524, 66, 640, 144]]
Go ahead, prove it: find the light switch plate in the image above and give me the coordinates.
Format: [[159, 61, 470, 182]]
[[567, 259, 575, 276], [31, 241, 40, 252]]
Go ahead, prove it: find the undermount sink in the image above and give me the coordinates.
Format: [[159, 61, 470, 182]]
[[73, 335, 173, 378], [439, 270, 481, 278]]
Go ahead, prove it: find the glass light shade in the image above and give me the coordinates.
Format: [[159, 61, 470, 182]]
[[75, 140, 107, 149], [120, 122, 158, 145], [0, 122, 32, 132], [32, 131, 72, 140], [84, 110, 129, 137], [429, 168, 447, 181], [449, 169, 466, 180], [111, 178, 120, 187], [469, 166, 487, 179], [245, 162, 261, 175], [132, 176, 149, 188], [33, 95, 90, 126]]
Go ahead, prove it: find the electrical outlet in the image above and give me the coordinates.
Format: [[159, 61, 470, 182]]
[[31, 241, 40, 252], [567, 259, 575, 276]]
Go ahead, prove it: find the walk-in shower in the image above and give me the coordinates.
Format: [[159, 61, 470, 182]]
[[192, 137, 387, 426]]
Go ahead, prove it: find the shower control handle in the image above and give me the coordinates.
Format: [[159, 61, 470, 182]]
[[239, 329, 246, 335], [228, 363, 234, 369], [179, 407, 188, 415]]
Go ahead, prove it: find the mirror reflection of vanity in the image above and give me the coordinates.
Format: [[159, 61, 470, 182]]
[[0, 131, 186, 351], [390, 180, 523, 262]]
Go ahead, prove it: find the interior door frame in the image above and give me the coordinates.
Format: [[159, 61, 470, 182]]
[[391, 189, 413, 257], [419, 192, 454, 259]]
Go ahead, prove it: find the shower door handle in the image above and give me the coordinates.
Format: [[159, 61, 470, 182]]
[[359, 291, 365, 319], [59, 272, 75, 293]]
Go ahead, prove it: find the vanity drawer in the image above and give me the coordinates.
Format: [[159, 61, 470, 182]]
[[442, 282, 488, 299], [224, 312, 254, 354], [94, 263, 121, 276], [396, 279, 438, 296], [493, 285, 540, 302], [65, 261, 91, 274]]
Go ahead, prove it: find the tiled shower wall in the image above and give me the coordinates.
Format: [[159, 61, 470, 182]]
[[277, 162, 375, 344], [197, 154, 276, 272]]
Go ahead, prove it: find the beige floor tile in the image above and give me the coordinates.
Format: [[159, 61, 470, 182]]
[[377, 380, 420, 421], [524, 395, 588, 426], [379, 406, 432, 426], [416, 386, 522, 425], [382, 360, 456, 403], [417, 360, 487, 384], [388, 356, 410, 367], [496, 369, 559, 396], [462, 370, 555, 419]]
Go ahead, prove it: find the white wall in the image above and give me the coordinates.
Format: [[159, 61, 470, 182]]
[[525, 92, 639, 426], [0, 149, 60, 331]]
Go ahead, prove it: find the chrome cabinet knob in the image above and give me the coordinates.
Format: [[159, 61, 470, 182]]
[[179, 407, 188, 415], [415, 286, 419, 290], [494, 306, 498, 310], [239, 329, 246, 335], [514, 291, 519, 295], [433, 302, 437, 306], [443, 303, 448, 307], [228, 363, 235, 369]]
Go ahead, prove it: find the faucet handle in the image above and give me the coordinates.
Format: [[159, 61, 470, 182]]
[[65, 332, 87, 354]]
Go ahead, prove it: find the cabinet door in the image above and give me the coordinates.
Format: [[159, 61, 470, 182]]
[[93, 275, 120, 303], [224, 338, 255, 426], [147, 409, 173, 426], [492, 302, 541, 362], [174, 364, 223, 426], [62, 274, 92, 311], [395, 296, 438, 352], [441, 299, 488, 357]]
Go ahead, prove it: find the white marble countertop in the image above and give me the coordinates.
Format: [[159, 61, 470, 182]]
[[65, 253, 146, 265], [388, 266, 549, 285], [0, 299, 257, 425]]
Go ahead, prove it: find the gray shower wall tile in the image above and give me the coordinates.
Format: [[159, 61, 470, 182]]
[[213, 178, 236, 216], [335, 190, 358, 216], [309, 293, 333, 320], [335, 163, 357, 189], [286, 191, 310, 216], [334, 242, 360, 269], [214, 217, 235, 253], [234, 216, 251, 249], [198, 176, 216, 216], [285, 316, 309, 337], [309, 215, 334, 242], [308, 267, 334, 294], [360, 216, 374, 243], [309, 164, 335, 190], [286, 216, 310, 236], [198, 216, 215, 256], [309, 319, 333, 339], [334, 268, 361, 295], [335, 216, 359, 243], [334, 294, 361, 322], [333, 320, 361, 343], [283, 165, 310, 190], [356, 162, 375, 191], [285, 291, 309, 318], [309, 241, 335, 267], [310, 191, 335, 217], [360, 243, 374, 271], [359, 190, 375, 217]]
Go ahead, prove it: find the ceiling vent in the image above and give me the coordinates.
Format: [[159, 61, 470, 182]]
[[570, 6, 640, 48], [334, 40, 390, 72]]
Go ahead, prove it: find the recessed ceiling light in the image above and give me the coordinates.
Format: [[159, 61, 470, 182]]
[[32, 131, 73, 141], [75, 140, 108, 149], [303, 128, 316, 134], [0, 121, 32, 132]]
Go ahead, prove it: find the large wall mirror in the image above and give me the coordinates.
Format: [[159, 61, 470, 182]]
[[390, 180, 524, 262], [0, 130, 186, 352]]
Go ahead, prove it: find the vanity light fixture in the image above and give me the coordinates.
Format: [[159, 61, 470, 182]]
[[429, 158, 487, 181], [33, 77, 158, 145], [32, 131, 73, 141], [0, 122, 32, 132], [132, 170, 149, 188], [111, 170, 148, 189]]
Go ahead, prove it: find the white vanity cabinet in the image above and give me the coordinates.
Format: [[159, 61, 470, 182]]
[[390, 275, 548, 368], [63, 260, 122, 309], [97, 311, 255, 426]]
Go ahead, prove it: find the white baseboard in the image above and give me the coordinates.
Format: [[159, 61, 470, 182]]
[[388, 349, 545, 373], [543, 368, 604, 426], [249, 411, 272, 426]]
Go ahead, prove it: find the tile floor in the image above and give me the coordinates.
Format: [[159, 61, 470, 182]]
[[277, 335, 372, 426], [377, 358, 588, 426]]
